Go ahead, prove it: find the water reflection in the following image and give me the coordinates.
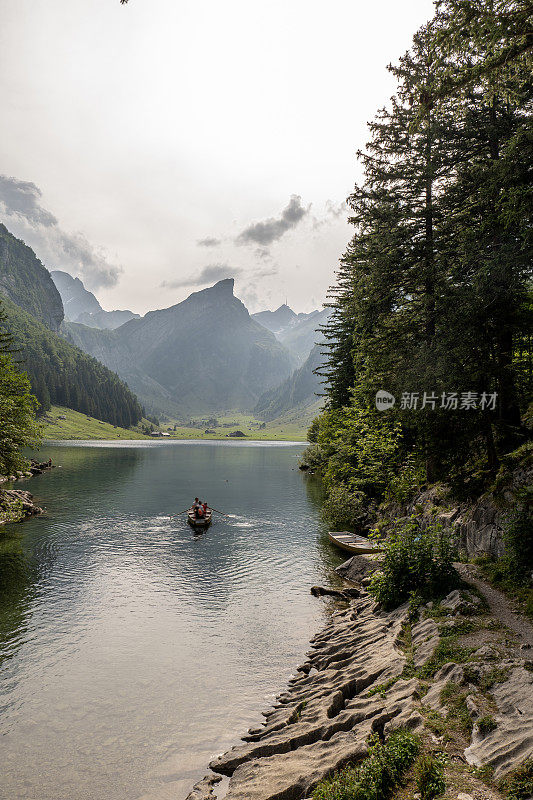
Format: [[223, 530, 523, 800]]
[[0, 442, 337, 800], [0, 536, 39, 674]]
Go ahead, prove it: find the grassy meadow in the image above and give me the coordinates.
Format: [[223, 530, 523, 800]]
[[40, 403, 321, 442]]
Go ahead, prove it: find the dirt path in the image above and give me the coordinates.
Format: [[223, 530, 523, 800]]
[[455, 562, 533, 647]]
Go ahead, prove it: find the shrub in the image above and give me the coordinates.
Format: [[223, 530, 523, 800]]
[[300, 443, 325, 472], [0, 497, 26, 524], [477, 715, 497, 735], [415, 752, 446, 799], [385, 453, 424, 504], [312, 730, 420, 800], [321, 400, 403, 502], [368, 516, 458, 609], [307, 416, 321, 443], [499, 760, 533, 800], [323, 485, 371, 530]]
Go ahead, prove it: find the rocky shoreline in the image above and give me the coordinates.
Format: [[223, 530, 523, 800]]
[[185, 558, 533, 800], [0, 459, 53, 525]]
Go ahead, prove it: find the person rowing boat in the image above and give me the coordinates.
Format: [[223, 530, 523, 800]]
[[188, 499, 212, 529]]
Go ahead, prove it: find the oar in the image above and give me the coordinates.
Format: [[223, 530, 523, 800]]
[[210, 507, 229, 517], [175, 507, 191, 515]]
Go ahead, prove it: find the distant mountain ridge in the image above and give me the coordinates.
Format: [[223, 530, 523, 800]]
[[65, 279, 294, 416], [51, 270, 140, 330], [276, 307, 331, 365], [254, 344, 324, 421], [252, 303, 331, 365], [252, 304, 303, 334], [1, 218, 328, 424]]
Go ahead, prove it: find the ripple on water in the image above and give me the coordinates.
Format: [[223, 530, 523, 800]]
[[0, 442, 337, 800]]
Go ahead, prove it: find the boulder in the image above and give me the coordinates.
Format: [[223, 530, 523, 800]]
[[442, 590, 479, 616], [335, 554, 382, 584], [310, 586, 360, 600]]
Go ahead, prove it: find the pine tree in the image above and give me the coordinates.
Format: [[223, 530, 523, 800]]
[[314, 0, 532, 502], [0, 301, 41, 476]]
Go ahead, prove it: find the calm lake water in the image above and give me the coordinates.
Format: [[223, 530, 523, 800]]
[[0, 441, 342, 800]]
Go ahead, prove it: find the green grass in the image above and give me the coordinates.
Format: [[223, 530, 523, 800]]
[[366, 676, 400, 698], [41, 407, 151, 440], [499, 760, 533, 800], [479, 667, 511, 692], [415, 753, 446, 799], [418, 636, 474, 679], [168, 404, 319, 441], [41, 405, 314, 442], [312, 730, 420, 800], [439, 682, 472, 735]]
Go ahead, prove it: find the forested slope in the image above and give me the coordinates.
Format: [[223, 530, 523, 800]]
[[306, 0, 532, 524], [0, 223, 63, 332], [1, 297, 143, 428]]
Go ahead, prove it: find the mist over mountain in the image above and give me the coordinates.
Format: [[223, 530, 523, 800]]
[[249, 303, 330, 421], [252, 303, 331, 365], [254, 344, 324, 421], [252, 304, 301, 334], [0, 218, 327, 423], [276, 307, 331, 365], [66, 279, 294, 416], [0, 223, 63, 331], [51, 269, 140, 329]]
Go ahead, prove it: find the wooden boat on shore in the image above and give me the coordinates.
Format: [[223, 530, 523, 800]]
[[328, 531, 382, 556], [187, 507, 213, 529]]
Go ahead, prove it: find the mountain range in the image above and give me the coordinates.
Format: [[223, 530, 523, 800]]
[[252, 304, 330, 365], [1, 220, 328, 423], [51, 270, 140, 329], [0, 225, 143, 426], [254, 344, 325, 421], [64, 279, 295, 416], [251, 304, 311, 335]]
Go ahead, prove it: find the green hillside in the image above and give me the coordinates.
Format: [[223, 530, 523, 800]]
[[41, 406, 312, 441], [1, 296, 143, 428], [42, 406, 150, 439], [0, 222, 63, 331]]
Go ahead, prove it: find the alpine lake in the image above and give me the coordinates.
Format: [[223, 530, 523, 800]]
[[0, 440, 343, 800]]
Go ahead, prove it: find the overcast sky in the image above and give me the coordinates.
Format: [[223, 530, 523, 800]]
[[0, 0, 435, 314]]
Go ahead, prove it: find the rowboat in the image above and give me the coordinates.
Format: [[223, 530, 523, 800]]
[[188, 507, 213, 529], [328, 531, 382, 555]]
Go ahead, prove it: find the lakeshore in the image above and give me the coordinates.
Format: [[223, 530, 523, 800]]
[[1, 444, 531, 800], [0, 441, 341, 800], [0, 459, 54, 525], [186, 560, 533, 800]]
